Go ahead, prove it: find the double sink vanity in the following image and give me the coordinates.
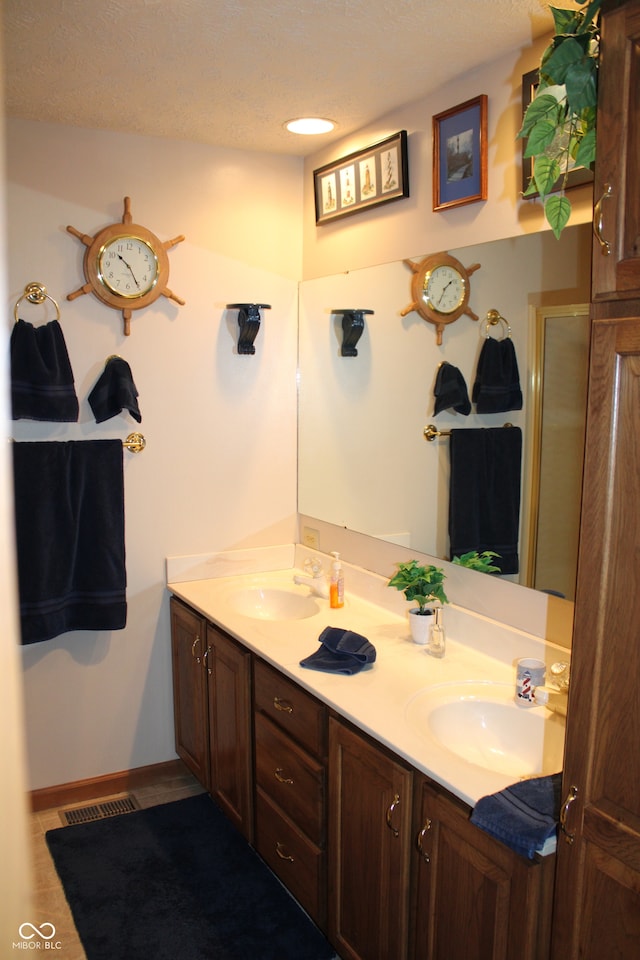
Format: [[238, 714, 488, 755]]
[[168, 545, 566, 960]]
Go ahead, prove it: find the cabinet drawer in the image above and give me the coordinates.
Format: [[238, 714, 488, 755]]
[[256, 787, 326, 928], [255, 712, 325, 844], [254, 659, 327, 758]]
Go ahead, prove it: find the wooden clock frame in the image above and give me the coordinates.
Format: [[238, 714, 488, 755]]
[[401, 252, 481, 344]]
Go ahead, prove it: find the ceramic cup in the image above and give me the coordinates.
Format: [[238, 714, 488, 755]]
[[515, 658, 546, 706]]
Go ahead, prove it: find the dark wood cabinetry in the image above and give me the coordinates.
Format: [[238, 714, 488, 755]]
[[328, 717, 413, 960], [170, 597, 253, 841], [550, 4, 640, 957], [411, 778, 554, 960], [253, 659, 328, 927]]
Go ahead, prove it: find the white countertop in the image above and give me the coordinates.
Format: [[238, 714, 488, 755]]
[[169, 566, 565, 812]]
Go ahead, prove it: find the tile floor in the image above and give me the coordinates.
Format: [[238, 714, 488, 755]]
[[29, 767, 206, 959]]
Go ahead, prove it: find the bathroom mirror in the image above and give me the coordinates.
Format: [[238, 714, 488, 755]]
[[298, 223, 591, 601]]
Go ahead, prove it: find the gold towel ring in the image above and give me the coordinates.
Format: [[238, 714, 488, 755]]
[[482, 308, 511, 340], [14, 282, 61, 323]]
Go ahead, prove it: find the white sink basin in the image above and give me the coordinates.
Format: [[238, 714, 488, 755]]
[[228, 587, 320, 621], [405, 681, 565, 779]]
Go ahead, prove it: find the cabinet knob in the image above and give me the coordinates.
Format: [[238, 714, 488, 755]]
[[417, 818, 432, 863], [385, 793, 401, 838], [274, 767, 294, 785], [273, 696, 293, 714], [275, 841, 294, 862]]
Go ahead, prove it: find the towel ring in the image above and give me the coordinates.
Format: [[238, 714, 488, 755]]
[[14, 282, 61, 323], [481, 308, 511, 340]]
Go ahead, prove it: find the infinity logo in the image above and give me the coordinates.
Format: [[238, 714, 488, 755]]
[[18, 922, 56, 940]]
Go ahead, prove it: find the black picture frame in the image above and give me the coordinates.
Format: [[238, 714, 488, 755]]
[[433, 95, 487, 211], [521, 68, 594, 197], [313, 131, 409, 225]]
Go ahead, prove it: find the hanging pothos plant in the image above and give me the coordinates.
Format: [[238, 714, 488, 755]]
[[518, 0, 601, 238]]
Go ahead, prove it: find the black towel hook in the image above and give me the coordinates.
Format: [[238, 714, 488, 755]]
[[14, 282, 61, 324], [482, 308, 511, 340]]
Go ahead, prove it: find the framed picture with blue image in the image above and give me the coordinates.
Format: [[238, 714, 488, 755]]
[[433, 95, 487, 211]]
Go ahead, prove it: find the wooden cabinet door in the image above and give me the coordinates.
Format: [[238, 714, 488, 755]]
[[591, 1, 640, 302], [170, 597, 209, 788], [550, 317, 640, 958], [206, 623, 253, 841], [412, 779, 554, 960], [329, 717, 413, 960]]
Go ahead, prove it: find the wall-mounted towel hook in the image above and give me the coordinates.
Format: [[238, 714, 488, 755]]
[[227, 303, 271, 355], [482, 308, 511, 340], [14, 282, 61, 323]]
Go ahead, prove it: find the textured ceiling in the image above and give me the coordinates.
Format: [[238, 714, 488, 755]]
[[4, 0, 556, 157]]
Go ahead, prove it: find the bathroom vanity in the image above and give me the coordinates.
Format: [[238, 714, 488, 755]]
[[169, 563, 559, 960]]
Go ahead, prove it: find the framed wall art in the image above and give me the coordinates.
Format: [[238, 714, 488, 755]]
[[314, 130, 409, 225], [433, 95, 487, 211], [521, 69, 594, 197]]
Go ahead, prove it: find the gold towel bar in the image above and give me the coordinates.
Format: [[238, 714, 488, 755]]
[[424, 423, 513, 442]]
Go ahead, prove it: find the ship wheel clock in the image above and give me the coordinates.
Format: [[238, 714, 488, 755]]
[[400, 252, 481, 345], [66, 196, 185, 335]]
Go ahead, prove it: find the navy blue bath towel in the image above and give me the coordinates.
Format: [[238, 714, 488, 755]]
[[12, 441, 127, 644], [470, 773, 562, 859], [448, 426, 522, 575], [472, 336, 523, 413], [10, 318, 79, 421]]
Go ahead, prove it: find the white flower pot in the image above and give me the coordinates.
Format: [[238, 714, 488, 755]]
[[408, 607, 433, 645]]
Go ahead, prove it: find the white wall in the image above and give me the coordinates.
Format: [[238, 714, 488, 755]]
[[302, 37, 593, 280], [7, 119, 302, 790]]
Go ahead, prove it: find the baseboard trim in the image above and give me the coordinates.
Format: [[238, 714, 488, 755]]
[[30, 759, 189, 813]]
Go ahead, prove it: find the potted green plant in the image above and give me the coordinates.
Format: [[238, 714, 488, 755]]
[[517, 0, 601, 238], [388, 560, 448, 644], [452, 550, 501, 573]]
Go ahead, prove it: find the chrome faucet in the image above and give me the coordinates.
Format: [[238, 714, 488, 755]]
[[534, 661, 570, 716], [293, 556, 329, 598]]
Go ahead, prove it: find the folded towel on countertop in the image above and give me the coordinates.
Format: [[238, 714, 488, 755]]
[[433, 361, 471, 416], [12, 440, 127, 644], [470, 772, 563, 859], [300, 626, 376, 675], [88, 356, 142, 424], [448, 426, 522, 575], [10, 318, 79, 421], [472, 336, 523, 414]]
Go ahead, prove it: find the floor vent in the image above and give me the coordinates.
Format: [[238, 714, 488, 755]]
[[60, 795, 140, 826]]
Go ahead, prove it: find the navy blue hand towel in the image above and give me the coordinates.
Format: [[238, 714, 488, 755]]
[[88, 356, 142, 424], [448, 426, 522, 575], [300, 626, 376, 675], [12, 440, 127, 644], [433, 361, 471, 416], [470, 772, 563, 859], [10, 318, 79, 421], [472, 336, 523, 413]]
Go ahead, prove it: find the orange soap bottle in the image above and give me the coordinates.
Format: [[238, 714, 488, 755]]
[[329, 551, 344, 609]]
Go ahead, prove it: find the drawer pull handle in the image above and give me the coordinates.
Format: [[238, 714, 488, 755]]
[[273, 696, 293, 714], [275, 767, 294, 784], [191, 636, 202, 664], [417, 818, 432, 863], [275, 841, 294, 862], [386, 793, 401, 838], [559, 784, 579, 844]]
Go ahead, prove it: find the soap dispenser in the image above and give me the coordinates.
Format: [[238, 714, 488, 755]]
[[330, 551, 344, 609], [427, 606, 445, 658]]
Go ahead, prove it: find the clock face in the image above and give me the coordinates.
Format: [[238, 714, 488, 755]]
[[97, 235, 159, 298], [423, 264, 466, 315]]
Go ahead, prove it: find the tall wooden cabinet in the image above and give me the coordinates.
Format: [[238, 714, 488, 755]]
[[550, 3, 640, 956]]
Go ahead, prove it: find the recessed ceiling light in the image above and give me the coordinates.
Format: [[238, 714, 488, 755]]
[[285, 118, 335, 135]]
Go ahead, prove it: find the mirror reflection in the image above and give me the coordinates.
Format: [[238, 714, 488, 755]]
[[298, 224, 591, 601]]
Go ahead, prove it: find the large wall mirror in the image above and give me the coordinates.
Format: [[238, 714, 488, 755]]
[[298, 223, 591, 603]]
